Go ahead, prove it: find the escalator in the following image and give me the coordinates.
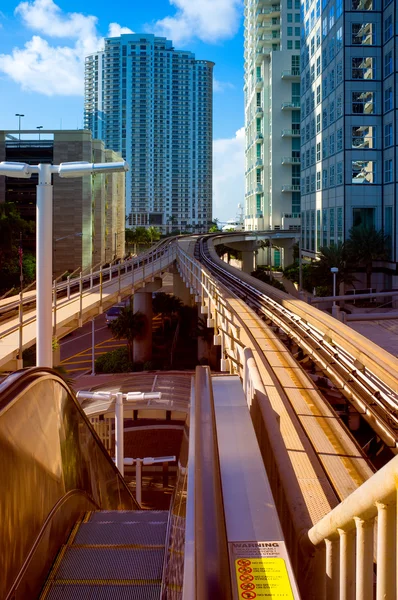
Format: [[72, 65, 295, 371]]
[[41, 510, 168, 600], [1, 366, 301, 600]]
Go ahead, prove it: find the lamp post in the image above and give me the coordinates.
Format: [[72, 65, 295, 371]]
[[36, 125, 43, 140], [15, 114, 24, 140], [0, 160, 129, 368], [331, 267, 339, 307]]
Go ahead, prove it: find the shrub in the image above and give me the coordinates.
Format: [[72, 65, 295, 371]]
[[95, 347, 133, 373]]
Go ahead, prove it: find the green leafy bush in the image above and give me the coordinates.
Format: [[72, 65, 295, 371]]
[[95, 347, 133, 373]]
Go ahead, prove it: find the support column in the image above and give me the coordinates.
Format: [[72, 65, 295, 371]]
[[133, 289, 153, 363], [241, 250, 255, 274], [173, 270, 192, 305]]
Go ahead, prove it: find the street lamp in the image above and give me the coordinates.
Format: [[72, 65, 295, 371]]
[[0, 160, 129, 368], [36, 126, 43, 140], [331, 267, 339, 307], [15, 114, 24, 141]]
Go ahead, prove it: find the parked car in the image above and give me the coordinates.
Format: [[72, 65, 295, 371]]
[[105, 305, 124, 326]]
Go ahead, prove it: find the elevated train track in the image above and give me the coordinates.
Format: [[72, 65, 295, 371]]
[[197, 235, 398, 456]]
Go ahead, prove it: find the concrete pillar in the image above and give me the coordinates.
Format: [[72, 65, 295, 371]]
[[283, 245, 294, 268], [173, 271, 192, 305], [133, 289, 152, 364], [241, 251, 255, 274], [197, 305, 209, 364]]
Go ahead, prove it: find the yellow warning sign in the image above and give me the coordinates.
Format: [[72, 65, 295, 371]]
[[235, 557, 294, 599]]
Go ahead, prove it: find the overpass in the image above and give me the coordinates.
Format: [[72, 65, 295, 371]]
[[2, 232, 398, 597]]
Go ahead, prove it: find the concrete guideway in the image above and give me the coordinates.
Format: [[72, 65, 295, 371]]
[[0, 246, 176, 370]]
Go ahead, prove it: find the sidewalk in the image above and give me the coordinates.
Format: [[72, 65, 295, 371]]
[[348, 319, 398, 357]]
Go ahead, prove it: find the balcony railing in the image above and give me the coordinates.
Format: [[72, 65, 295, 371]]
[[281, 156, 301, 165], [256, 184, 263, 193], [281, 100, 301, 110], [256, 107, 264, 114], [256, 158, 264, 167], [255, 133, 264, 142], [281, 128, 301, 137], [282, 212, 301, 219], [281, 184, 301, 192], [255, 77, 264, 89], [281, 69, 301, 79]]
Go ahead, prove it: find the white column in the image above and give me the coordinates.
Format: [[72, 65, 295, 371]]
[[36, 163, 53, 367], [115, 392, 124, 476]]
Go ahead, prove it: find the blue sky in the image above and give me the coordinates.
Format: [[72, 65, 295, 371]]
[[0, 0, 246, 222]]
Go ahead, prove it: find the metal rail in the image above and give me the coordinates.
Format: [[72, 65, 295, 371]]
[[197, 237, 398, 452]]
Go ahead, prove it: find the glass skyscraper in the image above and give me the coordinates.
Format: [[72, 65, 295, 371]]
[[85, 33, 214, 233], [300, 0, 397, 282], [244, 0, 302, 235]]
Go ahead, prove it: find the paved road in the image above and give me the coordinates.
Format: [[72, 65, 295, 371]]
[[60, 315, 126, 377]]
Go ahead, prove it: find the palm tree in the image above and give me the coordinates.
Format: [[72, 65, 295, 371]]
[[310, 243, 356, 292], [345, 226, 389, 289], [110, 308, 147, 362], [147, 226, 161, 246], [152, 292, 183, 333]]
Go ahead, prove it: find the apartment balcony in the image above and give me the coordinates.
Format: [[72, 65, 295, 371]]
[[281, 156, 301, 165], [281, 68, 301, 79], [256, 158, 264, 167], [255, 133, 264, 143], [256, 106, 264, 115], [255, 77, 264, 90], [281, 213, 301, 230], [281, 100, 301, 110], [256, 5, 281, 18], [281, 184, 301, 192], [256, 47, 272, 62], [256, 184, 264, 193], [281, 128, 301, 138]]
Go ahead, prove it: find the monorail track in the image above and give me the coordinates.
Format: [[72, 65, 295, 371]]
[[197, 236, 398, 456]]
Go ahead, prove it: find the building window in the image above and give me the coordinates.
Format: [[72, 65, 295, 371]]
[[337, 162, 343, 185], [317, 142, 321, 161], [330, 207, 335, 245], [336, 94, 342, 117], [311, 146, 315, 164], [352, 23, 375, 45], [295, 40, 300, 49], [329, 101, 335, 123], [352, 125, 376, 148], [352, 0, 373, 7], [322, 169, 328, 188], [384, 159, 393, 182], [316, 114, 321, 132], [385, 206, 393, 258], [288, 13, 293, 22], [311, 173, 316, 191], [316, 85, 321, 104], [352, 160, 376, 183], [316, 56, 321, 76], [337, 0, 343, 16], [316, 171, 321, 190], [384, 123, 393, 147], [385, 87, 393, 111], [337, 26, 343, 50], [323, 138, 328, 158], [352, 57, 375, 79], [384, 15, 393, 41], [330, 132, 335, 154], [353, 207, 375, 228], [385, 51, 393, 76], [288, 26, 293, 36], [322, 108, 328, 128], [330, 165, 335, 186], [352, 91, 375, 114], [337, 127, 343, 151], [287, 40, 293, 49]]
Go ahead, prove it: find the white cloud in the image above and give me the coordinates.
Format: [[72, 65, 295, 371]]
[[213, 77, 235, 93], [150, 0, 243, 45], [0, 0, 132, 96], [213, 127, 245, 223], [108, 23, 134, 37]]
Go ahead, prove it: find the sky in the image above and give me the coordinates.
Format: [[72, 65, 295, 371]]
[[0, 0, 246, 223]]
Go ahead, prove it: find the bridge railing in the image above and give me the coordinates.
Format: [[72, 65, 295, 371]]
[[308, 453, 398, 599]]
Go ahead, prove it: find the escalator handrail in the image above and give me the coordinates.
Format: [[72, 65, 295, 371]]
[[193, 366, 232, 599], [0, 367, 140, 508]]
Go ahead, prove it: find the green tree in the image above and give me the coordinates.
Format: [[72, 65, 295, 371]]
[[309, 243, 356, 293], [152, 292, 183, 333], [110, 308, 147, 362], [0, 204, 35, 294], [147, 226, 161, 245], [345, 226, 389, 289]]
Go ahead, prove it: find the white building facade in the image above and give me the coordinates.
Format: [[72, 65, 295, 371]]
[[85, 34, 214, 233], [300, 0, 398, 284], [244, 0, 302, 233]]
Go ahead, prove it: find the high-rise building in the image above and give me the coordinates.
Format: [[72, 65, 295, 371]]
[[244, 0, 302, 235], [0, 130, 125, 276], [300, 0, 398, 285], [85, 33, 214, 233]]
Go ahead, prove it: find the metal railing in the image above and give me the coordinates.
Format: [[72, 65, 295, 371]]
[[308, 454, 398, 599], [183, 367, 232, 599]]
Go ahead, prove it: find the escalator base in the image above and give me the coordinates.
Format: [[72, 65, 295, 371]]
[[43, 583, 161, 600]]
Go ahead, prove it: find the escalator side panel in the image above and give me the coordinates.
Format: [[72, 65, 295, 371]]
[[0, 373, 136, 600]]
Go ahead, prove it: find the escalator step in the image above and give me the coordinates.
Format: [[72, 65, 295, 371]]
[[44, 583, 161, 599], [52, 547, 164, 580], [73, 522, 167, 547], [88, 511, 168, 524]]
